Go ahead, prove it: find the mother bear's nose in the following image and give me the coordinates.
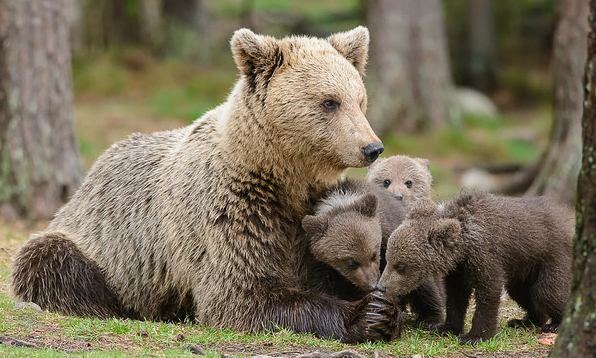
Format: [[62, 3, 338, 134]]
[[362, 141, 384, 163]]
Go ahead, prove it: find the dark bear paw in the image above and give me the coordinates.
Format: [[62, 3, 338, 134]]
[[414, 313, 444, 331], [415, 319, 442, 331], [458, 333, 483, 345], [363, 290, 404, 342], [507, 318, 530, 329], [432, 323, 457, 337], [541, 323, 559, 333]]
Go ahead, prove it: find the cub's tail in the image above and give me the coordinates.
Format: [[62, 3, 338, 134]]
[[10, 232, 127, 318]]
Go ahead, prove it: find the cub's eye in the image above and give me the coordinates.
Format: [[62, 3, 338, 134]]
[[347, 259, 360, 270], [322, 100, 340, 111], [383, 179, 391, 188], [405, 180, 413, 189], [395, 264, 405, 273]]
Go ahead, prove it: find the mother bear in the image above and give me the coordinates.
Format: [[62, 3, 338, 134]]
[[10, 27, 398, 342]]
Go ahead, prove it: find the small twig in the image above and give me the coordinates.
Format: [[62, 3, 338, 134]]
[[0, 336, 40, 348], [462, 352, 482, 358]]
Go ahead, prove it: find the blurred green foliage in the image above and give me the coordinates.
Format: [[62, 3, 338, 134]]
[[71, 0, 555, 199]]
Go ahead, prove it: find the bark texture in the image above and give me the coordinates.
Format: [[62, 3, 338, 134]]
[[0, 0, 83, 220], [365, 0, 452, 135], [524, 0, 587, 203], [549, 1, 596, 357]]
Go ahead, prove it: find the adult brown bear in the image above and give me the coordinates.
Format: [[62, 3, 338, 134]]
[[10, 27, 399, 343]]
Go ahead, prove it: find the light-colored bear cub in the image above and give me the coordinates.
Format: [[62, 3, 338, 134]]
[[366, 155, 432, 209]]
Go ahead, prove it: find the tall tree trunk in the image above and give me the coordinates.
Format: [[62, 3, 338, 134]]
[[549, 2, 596, 357], [463, 0, 496, 92], [0, 0, 83, 220], [139, 0, 165, 51], [365, 0, 452, 135], [524, 0, 587, 203]]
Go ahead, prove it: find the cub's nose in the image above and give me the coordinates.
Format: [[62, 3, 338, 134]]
[[394, 193, 404, 201], [362, 141, 384, 163]]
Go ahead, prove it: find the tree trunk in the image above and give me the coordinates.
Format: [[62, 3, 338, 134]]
[[462, 0, 496, 92], [549, 2, 596, 357], [523, 0, 587, 203], [365, 0, 452, 135], [162, 0, 211, 63], [0, 0, 83, 220], [139, 0, 165, 50]]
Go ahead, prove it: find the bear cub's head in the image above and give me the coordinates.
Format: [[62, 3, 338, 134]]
[[302, 194, 382, 292], [366, 155, 432, 209], [378, 198, 461, 297]]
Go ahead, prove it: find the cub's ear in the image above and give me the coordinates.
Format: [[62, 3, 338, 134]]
[[429, 218, 461, 248], [415, 158, 431, 170], [302, 215, 328, 236], [231, 28, 280, 77], [353, 193, 378, 218], [327, 26, 369, 75]]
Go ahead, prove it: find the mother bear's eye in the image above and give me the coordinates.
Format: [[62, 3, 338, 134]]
[[383, 179, 391, 188], [322, 100, 340, 111], [404, 180, 413, 188]]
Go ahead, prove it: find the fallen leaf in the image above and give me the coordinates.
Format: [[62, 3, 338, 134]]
[[537, 333, 557, 346]]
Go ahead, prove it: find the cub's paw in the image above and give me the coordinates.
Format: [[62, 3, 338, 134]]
[[541, 323, 559, 333], [363, 291, 404, 342], [507, 318, 533, 329], [433, 324, 455, 336], [415, 313, 445, 331], [416, 319, 442, 331], [458, 333, 483, 345]]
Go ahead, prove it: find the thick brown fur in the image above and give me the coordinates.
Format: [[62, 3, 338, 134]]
[[303, 189, 382, 298], [303, 178, 444, 327], [379, 192, 575, 344], [10, 28, 400, 343], [366, 155, 432, 210]]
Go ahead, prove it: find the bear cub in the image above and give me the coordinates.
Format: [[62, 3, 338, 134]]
[[378, 192, 575, 344], [303, 178, 445, 328], [366, 155, 432, 210]]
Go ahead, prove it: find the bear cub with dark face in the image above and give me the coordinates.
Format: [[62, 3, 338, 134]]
[[378, 192, 574, 344], [303, 178, 445, 328]]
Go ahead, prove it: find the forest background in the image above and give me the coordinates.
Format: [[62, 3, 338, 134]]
[[76, 0, 583, 206], [1, 0, 584, 219], [0, 0, 592, 357], [67, 0, 566, 202]]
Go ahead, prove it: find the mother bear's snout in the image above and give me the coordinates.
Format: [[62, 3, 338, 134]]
[[362, 141, 384, 163]]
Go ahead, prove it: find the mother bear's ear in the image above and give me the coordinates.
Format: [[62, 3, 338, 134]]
[[327, 26, 370, 76], [231, 28, 280, 77]]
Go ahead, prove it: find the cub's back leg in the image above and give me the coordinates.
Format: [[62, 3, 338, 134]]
[[531, 261, 571, 333], [506, 269, 549, 329], [10, 232, 128, 318]]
